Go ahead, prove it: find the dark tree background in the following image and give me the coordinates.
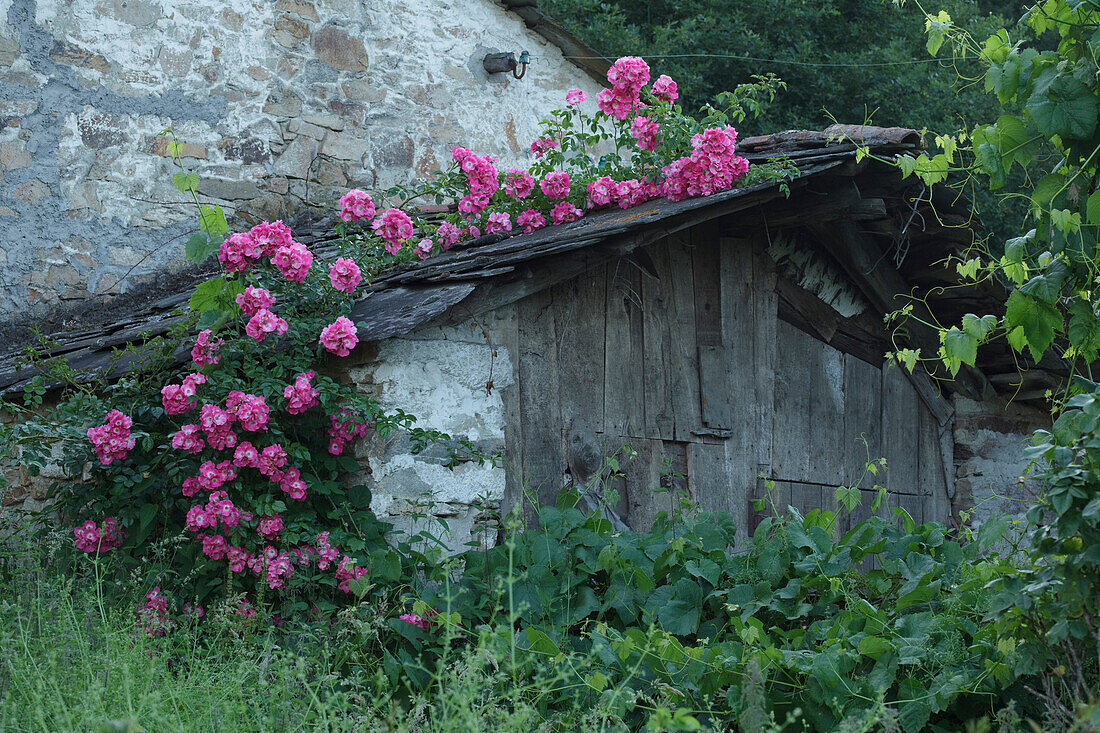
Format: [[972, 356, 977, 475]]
[[539, 0, 1033, 246], [541, 0, 1026, 136]]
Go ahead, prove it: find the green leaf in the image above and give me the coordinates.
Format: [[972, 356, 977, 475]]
[[941, 327, 978, 376], [1031, 174, 1066, 214], [995, 114, 1031, 168], [896, 155, 919, 179], [962, 313, 998, 340], [348, 484, 373, 510], [924, 10, 952, 57], [1006, 325, 1029, 354], [1027, 69, 1099, 141], [184, 232, 221, 264], [893, 348, 920, 373], [980, 29, 1010, 64], [858, 635, 893, 660], [1004, 290, 1063, 361], [1017, 271, 1064, 304], [655, 579, 702, 636], [684, 558, 720, 585], [835, 485, 861, 512], [190, 278, 243, 315], [977, 514, 1010, 552], [1086, 190, 1100, 227], [956, 257, 981, 281], [522, 629, 561, 656], [172, 171, 199, 194], [139, 503, 158, 530], [347, 576, 372, 599], [897, 678, 933, 733], [1050, 208, 1081, 234], [198, 204, 229, 239]]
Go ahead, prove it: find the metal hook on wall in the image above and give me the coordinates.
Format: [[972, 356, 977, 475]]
[[482, 50, 529, 79]]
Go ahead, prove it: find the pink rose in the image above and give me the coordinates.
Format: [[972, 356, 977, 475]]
[[540, 171, 571, 199], [328, 257, 362, 293], [319, 316, 359, 357], [338, 189, 376, 222]]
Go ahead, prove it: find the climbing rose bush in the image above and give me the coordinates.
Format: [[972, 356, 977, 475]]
[[326, 54, 759, 269], [58, 55, 769, 626]]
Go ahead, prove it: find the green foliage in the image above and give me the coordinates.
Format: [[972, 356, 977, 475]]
[[343, 489, 1027, 732], [883, 3, 1100, 724]]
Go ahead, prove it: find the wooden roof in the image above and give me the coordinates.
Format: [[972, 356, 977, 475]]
[[0, 125, 1065, 409]]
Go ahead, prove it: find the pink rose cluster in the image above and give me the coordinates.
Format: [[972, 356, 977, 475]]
[[586, 176, 618, 208], [598, 56, 649, 120], [217, 221, 294, 274], [137, 587, 173, 636], [661, 127, 749, 202], [185, 490, 242, 532], [540, 170, 571, 200], [565, 88, 586, 106], [161, 372, 206, 415], [585, 177, 649, 214], [319, 316, 358, 357], [338, 189, 376, 222], [236, 286, 275, 316], [87, 409, 136, 464], [400, 612, 432, 631], [530, 137, 558, 158], [435, 221, 460, 250], [315, 531, 341, 570], [452, 146, 500, 217], [373, 208, 415, 255], [73, 517, 125, 554], [191, 329, 223, 367], [328, 257, 362, 293], [551, 201, 583, 225], [615, 179, 659, 209], [257, 514, 283, 540], [227, 391, 270, 432], [630, 116, 660, 152], [336, 555, 369, 593], [485, 211, 512, 235], [503, 169, 534, 200], [651, 74, 678, 103], [181, 458, 237, 497], [284, 370, 319, 414], [217, 220, 314, 283], [414, 239, 434, 260], [516, 208, 546, 233], [327, 410, 368, 455], [200, 402, 237, 450], [198, 529, 363, 592], [272, 241, 313, 283], [245, 308, 288, 343]]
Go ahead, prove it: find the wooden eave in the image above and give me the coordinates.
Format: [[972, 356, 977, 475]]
[[0, 125, 1066, 411]]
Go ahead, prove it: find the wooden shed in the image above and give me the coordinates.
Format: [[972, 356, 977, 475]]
[[0, 125, 1063, 540]]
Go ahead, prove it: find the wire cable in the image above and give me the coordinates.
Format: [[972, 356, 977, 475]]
[[554, 53, 950, 68]]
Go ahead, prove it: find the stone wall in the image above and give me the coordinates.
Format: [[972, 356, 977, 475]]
[[0, 0, 602, 322], [343, 310, 515, 550], [951, 394, 1049, 531]]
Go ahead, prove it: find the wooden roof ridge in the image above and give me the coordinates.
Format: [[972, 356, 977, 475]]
[[0, 127, 943, 397]]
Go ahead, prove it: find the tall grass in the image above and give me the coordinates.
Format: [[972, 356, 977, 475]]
[[0, 520, 628, 733]]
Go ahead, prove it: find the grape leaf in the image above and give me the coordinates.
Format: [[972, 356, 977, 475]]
[[941, 327, 978, 376], [1004, 290, 1063, 362], [1027, 69, 1099, 141]]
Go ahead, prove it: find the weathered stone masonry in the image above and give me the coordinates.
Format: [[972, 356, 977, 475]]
[[0, 0, 602, 322]]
